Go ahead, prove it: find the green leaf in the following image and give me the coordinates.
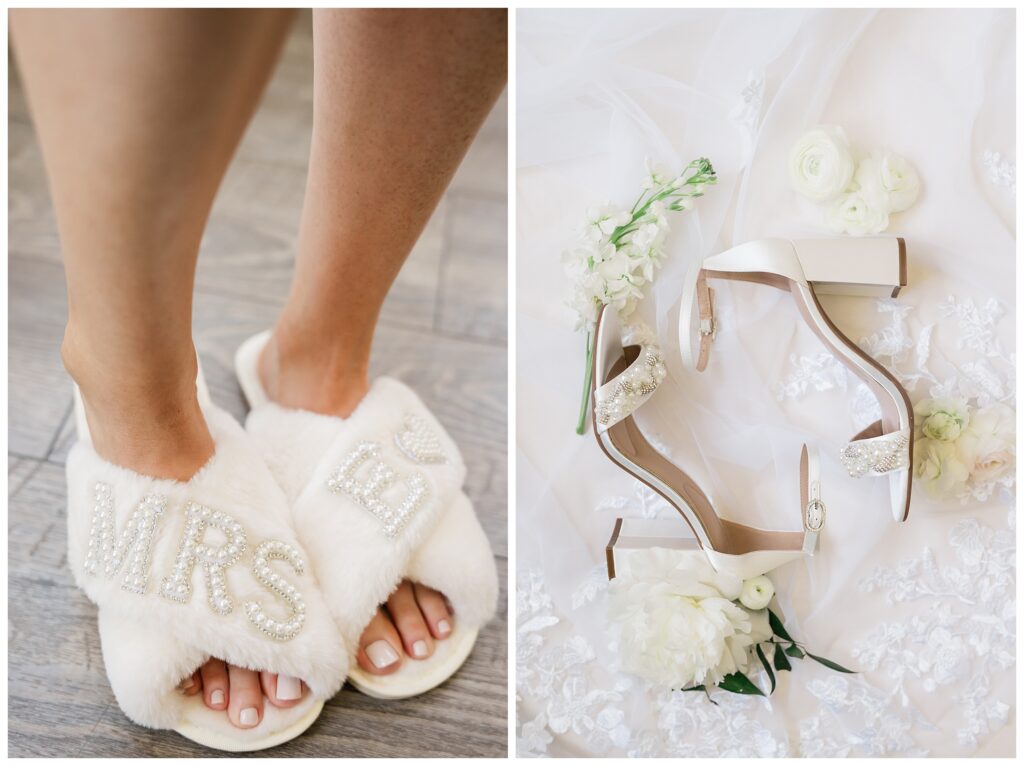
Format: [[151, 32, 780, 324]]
[[773, 645, 793, 672], [755, 645, 776, 694], [784, 644, 805, 659], [768, 609, 795, 643], [679, 684, 718, 705], [806, 653, 856, 674], [718, 672, 765, 697]]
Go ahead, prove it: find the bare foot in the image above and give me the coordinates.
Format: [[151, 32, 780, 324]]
[[259, 330, 456, 673], [65, 335, 307, 729]]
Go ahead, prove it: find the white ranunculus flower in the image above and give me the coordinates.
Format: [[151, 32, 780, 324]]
[[914, 397, 971, 442], [608, 549, 765, 689], [914, 437, 970, 499], [824, 190, 890, 236], [739, 576, 775, 610], [957, 403, 1015, 483], [855, 153, 921, 213], [788, 125, 856, 203]]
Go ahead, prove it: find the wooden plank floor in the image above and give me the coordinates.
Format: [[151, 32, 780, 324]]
[[7, 14, 508, 758]]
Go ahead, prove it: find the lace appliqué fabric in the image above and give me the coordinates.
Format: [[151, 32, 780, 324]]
[[854, 515, 1015, 749]]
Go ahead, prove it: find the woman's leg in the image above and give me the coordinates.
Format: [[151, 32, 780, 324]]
[[259, 8, 507, 674], [11, 8, 301, 728]]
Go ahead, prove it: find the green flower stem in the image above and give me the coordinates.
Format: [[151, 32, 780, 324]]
[[575, 332, 594, 435]]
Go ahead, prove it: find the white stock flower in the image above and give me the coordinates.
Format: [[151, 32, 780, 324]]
[[914, 397, 971, 442], [854, 153, 921, 213], [585, 205, 631, 240], [641, 159, 673, 190], [608, 549, 765, 689], [824, 190, 890, 235], [739, 575, 775, 610], [788, 125, 855, 203], [914, 438, 970, 499], [957, 403, 1015, 483]]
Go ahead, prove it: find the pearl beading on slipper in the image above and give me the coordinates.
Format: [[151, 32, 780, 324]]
[[327, 441, 429, 538], [160, 502, 247, 616], [839, 429, 911, 478], [394, 414, 448, 465], [81, 484, 310, 641], [594, 344, 668, 432], [245, 540, 307, 641], [85, 483, 166, 595]]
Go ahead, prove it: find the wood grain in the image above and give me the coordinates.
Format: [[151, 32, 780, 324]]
[[7, 13, 508, 757]]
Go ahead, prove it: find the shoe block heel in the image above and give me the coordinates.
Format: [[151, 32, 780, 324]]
[[605, 517, 700, 579], [793, 237, 906, 298]]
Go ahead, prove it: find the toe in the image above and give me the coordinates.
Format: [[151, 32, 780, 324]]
[[413, 582, 454, 640], [386, 580, 434, 660], [200, 658, 229, 710], [227, 664, 263, 729], [261, 671, 305, 708], [180, 670, 201, 697], [357, 607, 403, 675]]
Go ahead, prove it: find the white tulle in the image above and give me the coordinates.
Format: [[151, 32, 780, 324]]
[[516, 8, 1014, 757]]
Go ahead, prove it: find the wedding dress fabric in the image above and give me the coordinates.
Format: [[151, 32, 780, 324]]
[[516, 9, 1014, 757]]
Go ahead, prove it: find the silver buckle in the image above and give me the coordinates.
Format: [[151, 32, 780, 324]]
[[804, 499, 826, 532], [699, 317, 716, 339]]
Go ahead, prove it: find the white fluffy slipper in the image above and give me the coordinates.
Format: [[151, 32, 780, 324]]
[[235, 331, 498, 699], [65, 378, 347, 751]]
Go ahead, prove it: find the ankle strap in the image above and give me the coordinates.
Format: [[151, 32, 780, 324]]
[[801, 445, 824, 555], [594, 327, 668, 433], [679, 265, 717, 372]]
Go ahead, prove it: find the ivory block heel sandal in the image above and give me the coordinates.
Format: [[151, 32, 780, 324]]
[[680, 237, 913, 522]]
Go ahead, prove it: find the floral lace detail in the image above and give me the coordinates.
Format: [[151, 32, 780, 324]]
[[798, 676, 928, 756], [982, 149, 1016, 196], [774, 351, 848, 401], [854, 516, 1015, 749], [517, 565, 631, 755], [594, 478, 673, 520], [730, 69, 766, 134]]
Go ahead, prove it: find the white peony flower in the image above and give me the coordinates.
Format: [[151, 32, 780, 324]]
[[788, 125, 856, 203], [739, 575, 775, 610], [957, 403, 1015, 483], [914, 397, 971, 442], [608, 549, 766, 689], [914, 437, 970, 499], [824, 189, 890, 235], [854, 153, 921, 213]]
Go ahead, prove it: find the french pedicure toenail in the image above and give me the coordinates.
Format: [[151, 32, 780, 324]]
[[276, 674, 302, 701], [210, 689, 225, 706], [412, 640, 428, 659], [239, 707, 259, 727], [366, 639, 400, 668], [437, 619, 451, 637]]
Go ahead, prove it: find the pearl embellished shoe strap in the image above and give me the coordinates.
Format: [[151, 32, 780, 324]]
[[839, 425, 911, 478], [594, 341, 667, 433]]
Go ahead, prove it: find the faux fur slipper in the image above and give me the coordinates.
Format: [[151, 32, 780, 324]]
[[65, 376, 347, 751], [235, 331, 498, 699]]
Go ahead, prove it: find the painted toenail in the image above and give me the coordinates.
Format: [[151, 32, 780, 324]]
[[276, 674, 301, 701], [366, 640, 400, 669], [437, 619, 451, 637], [210, 689, 225, 706], [412, 640, 428, 658], [240, 707, 259, 727]]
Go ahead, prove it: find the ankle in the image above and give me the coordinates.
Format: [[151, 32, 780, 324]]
[[62, 328, 215, 481], [258, 329, 370, 418]]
